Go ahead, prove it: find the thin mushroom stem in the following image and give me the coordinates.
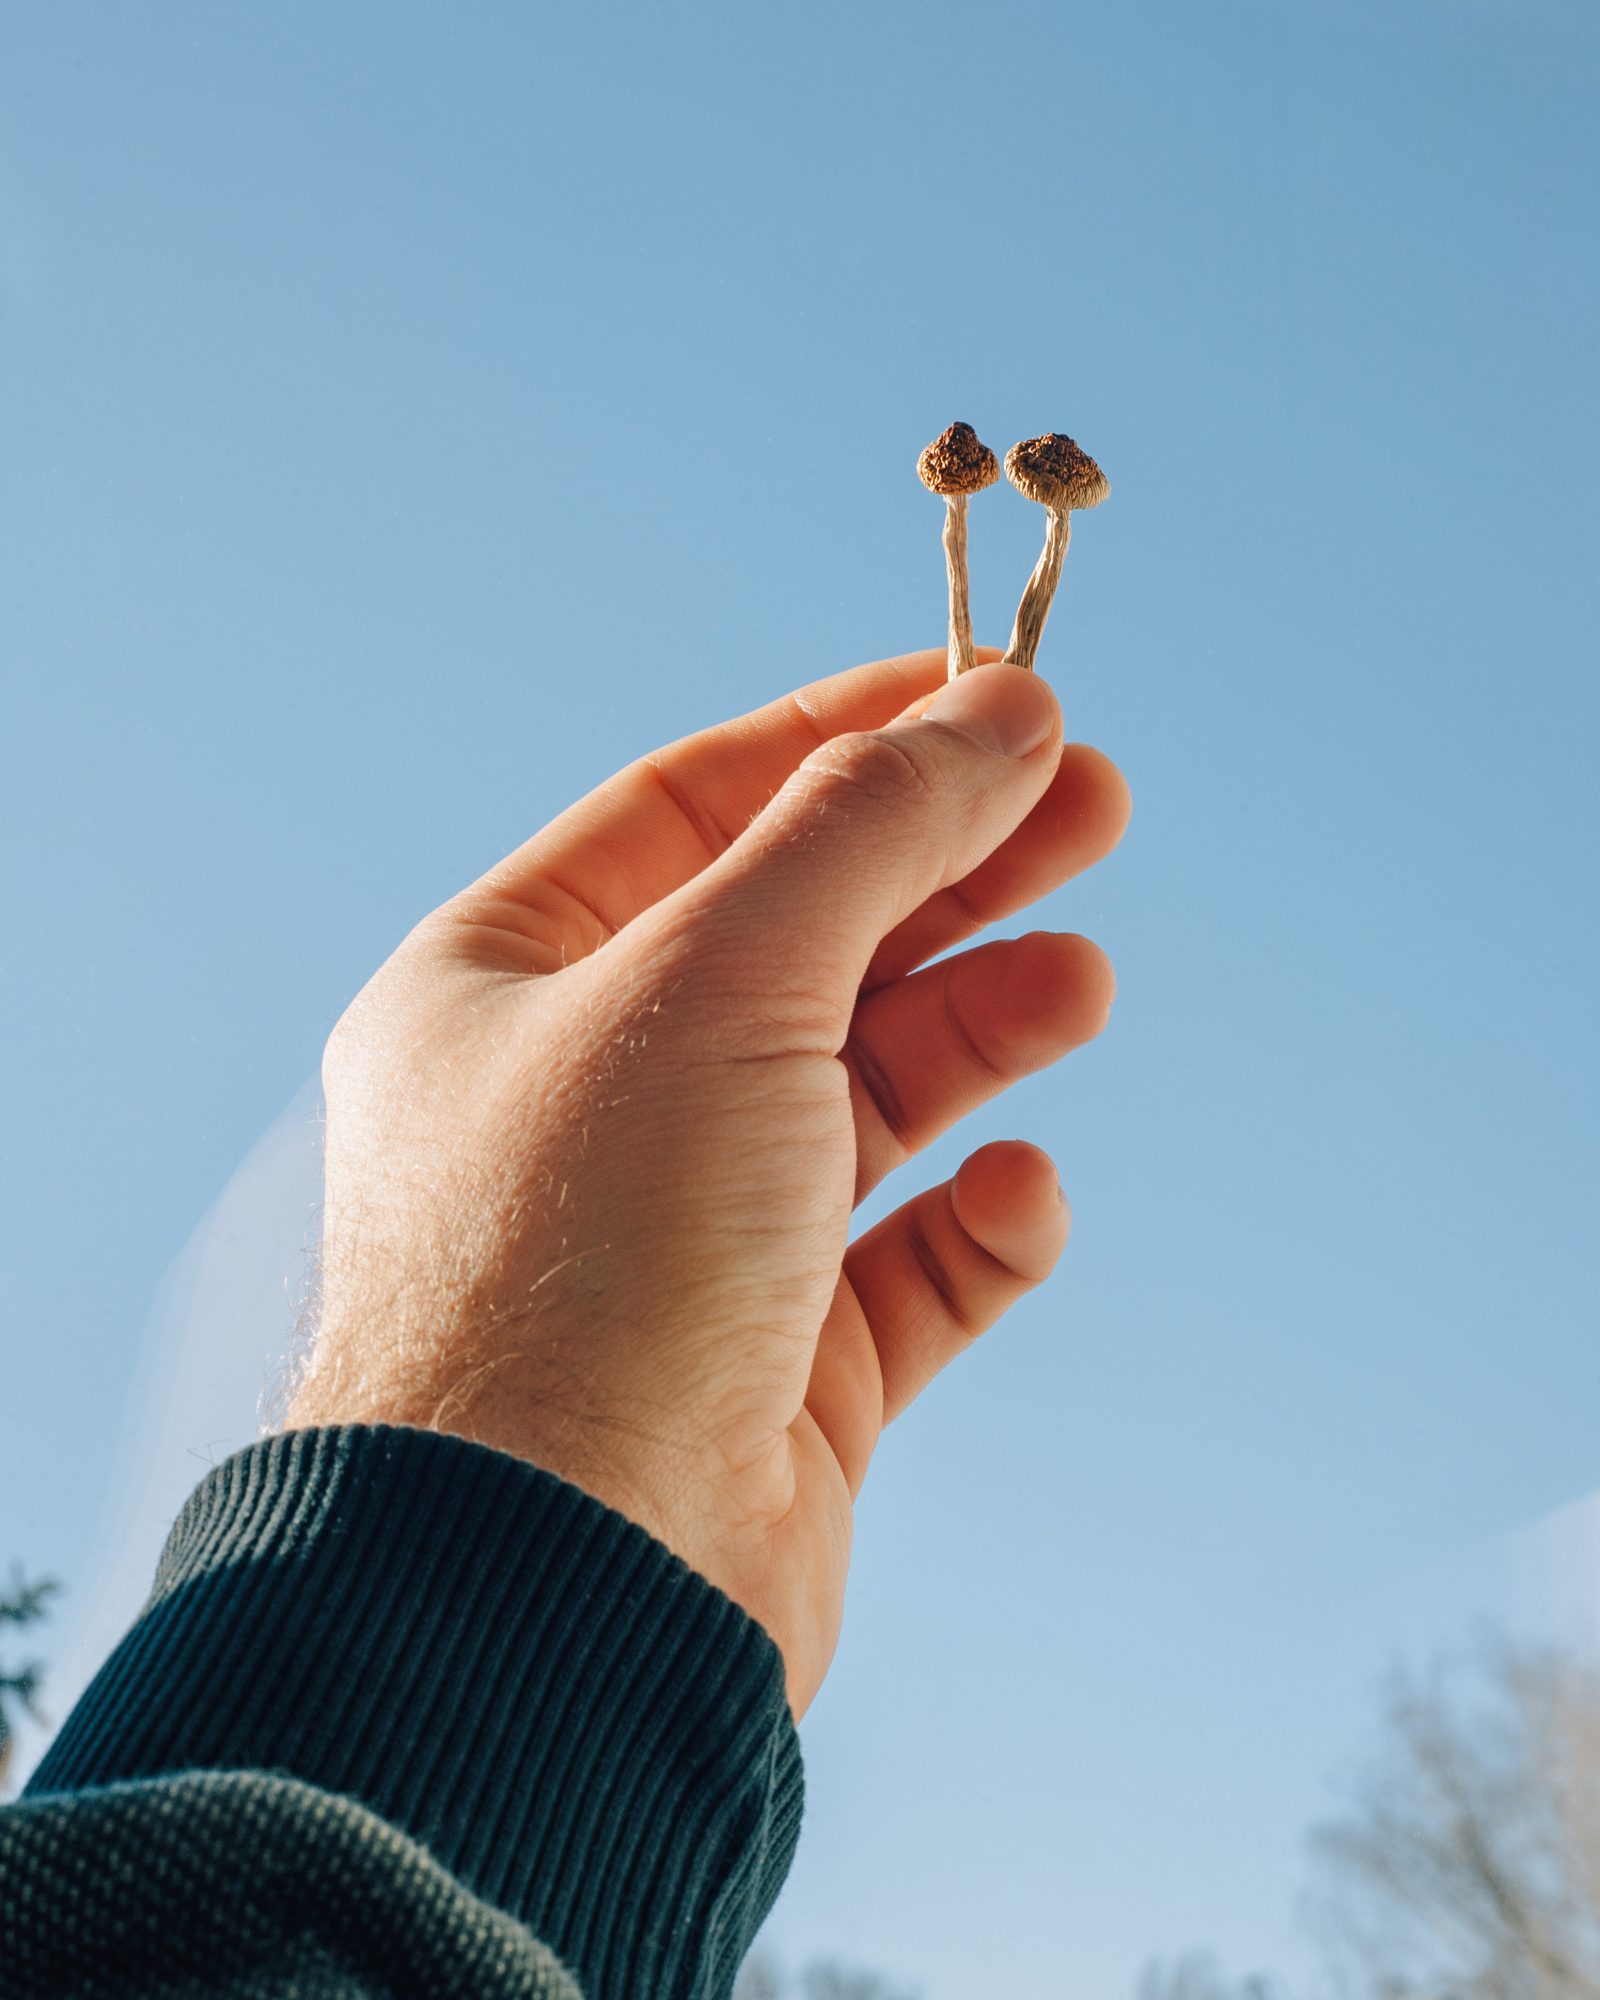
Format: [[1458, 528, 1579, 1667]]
[[1003, 507, 1071, 673], [942, 494, 976, 679], [918, 424, 999, 676]]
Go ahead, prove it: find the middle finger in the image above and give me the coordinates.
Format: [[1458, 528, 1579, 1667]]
[[862, 740, 1131, 991], [843, 929, 1116, 1206]]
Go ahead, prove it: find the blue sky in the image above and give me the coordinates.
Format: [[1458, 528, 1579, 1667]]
[[3, 2, 1598, 1990]]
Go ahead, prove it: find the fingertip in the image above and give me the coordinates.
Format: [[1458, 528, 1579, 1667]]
[[1065, 742, 1133, 852], [952, 1140, 1071, 1281], [1064, 931, 1118, 1037], [1008, 930, 1117, 1046]]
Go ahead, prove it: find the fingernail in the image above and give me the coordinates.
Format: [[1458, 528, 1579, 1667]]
[[921, 666, 1056, 759]]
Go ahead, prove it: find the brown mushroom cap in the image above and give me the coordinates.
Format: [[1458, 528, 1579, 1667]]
[[1004, 433, 1110, 512], [917, 422, 1000, 498]]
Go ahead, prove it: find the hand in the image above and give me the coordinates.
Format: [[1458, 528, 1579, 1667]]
[[283, 648, 1130, 1719]]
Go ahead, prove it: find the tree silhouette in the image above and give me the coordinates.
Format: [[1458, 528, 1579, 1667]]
[[0, 1562, 60, 1793], [1307, 1639, 1600, 1998], [1139, 1634, 1600, 2000], [1137, 1954, 1284, 2000], [734, 1950, 919, 2000]]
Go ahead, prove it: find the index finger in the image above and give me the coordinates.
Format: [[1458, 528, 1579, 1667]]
[[460, 645, 973, 964]]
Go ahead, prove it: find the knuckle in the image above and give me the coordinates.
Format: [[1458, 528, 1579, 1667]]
[[942, 980, 1009, 1084], [843, 1031, 915, 1153], [801, 728, 934, 808], [907, 1212, 980, 1339]]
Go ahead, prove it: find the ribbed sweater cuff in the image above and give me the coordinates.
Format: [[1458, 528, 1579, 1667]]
[[24, 1424, 805, 2000]]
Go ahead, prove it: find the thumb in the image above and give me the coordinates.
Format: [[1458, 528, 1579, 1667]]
[[659, 663, 1062, 1029]]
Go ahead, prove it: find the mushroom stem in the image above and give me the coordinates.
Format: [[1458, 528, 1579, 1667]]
[[941, 494, 976, 679], [1003, 507, 1072, 673]]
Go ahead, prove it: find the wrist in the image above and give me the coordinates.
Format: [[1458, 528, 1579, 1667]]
[[283, 1346, 700, 1575]]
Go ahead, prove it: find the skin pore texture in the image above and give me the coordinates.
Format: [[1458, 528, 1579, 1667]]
[[281, 648, 1130, 1721]]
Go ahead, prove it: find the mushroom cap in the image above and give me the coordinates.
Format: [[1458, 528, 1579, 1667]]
[[1004, 433, 1110, 512], [917, 422, 1000, 498]]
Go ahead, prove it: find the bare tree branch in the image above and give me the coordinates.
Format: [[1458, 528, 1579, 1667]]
[[1308, 1639, 1600, 1999]]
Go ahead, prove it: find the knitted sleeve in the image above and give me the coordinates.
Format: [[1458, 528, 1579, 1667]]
[[2, 1424, 805, 1998]]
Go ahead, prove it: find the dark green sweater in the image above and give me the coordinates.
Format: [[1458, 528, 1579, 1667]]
[[1, 1424, 805, 1997]]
